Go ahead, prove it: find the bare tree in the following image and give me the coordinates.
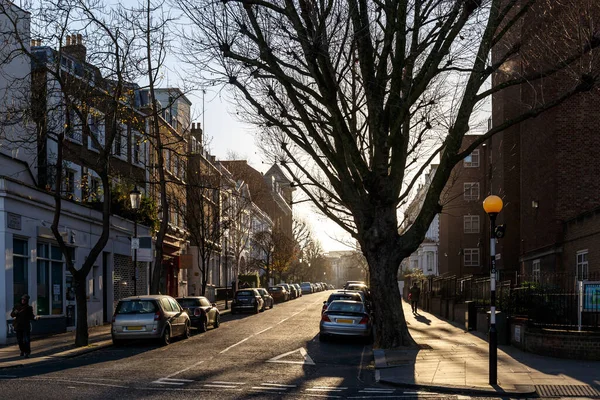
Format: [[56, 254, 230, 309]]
[[176, 0, 600, 347]]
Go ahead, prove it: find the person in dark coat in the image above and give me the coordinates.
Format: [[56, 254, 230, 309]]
[[409, 283, 421, 314], [10, 294, 38, 358]]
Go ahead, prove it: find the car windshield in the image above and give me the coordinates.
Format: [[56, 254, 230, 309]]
[[327, 302, 364, 313], [177, 299, 201, 308], [115, 300, 158, 314], [237, 290, 255, 297]]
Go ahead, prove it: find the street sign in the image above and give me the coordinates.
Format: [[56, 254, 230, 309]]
[[495, 253, 501, 260], [131, 238, 140, 250]]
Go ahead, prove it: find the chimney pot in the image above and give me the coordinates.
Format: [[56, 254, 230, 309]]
[[77, 34, 82, 45], [66, 36, 71, 46]]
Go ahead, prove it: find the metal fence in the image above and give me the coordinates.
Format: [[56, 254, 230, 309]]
[[410, 271, 600, 331]]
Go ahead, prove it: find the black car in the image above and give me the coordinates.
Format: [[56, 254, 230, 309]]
[[176, 296, 220, 333], [231, 289, 264, 314], [256, 288, 274, 311]]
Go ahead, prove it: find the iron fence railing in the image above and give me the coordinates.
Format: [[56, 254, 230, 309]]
[[408, 271, 600, 330]]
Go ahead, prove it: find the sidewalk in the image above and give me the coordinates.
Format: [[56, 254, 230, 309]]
[[0, 299, 231, 370], [375, 301, 600, 397]]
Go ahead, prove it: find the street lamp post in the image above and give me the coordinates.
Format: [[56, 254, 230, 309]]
[[130, 186, 142, 297], [224, 229, 229, 310], [482, 194, 503, 385]]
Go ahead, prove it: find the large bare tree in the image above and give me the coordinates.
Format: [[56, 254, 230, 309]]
[[177, 0, 600, 347]]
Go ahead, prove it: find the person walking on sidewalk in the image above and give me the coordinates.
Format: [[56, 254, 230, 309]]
[[10, 294, 38, 358], [409, 283, 421, 314]]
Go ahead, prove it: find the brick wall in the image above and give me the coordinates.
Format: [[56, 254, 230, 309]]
[[563, 209, 600, 275], [523, 330, 600, 361]]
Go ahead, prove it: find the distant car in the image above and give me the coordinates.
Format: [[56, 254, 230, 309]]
[[256, 288, 275, 311], [231, 289, 264, 314], [176, 296, 220, 332], [300, 282, 313, 295], [344, 280, 367, 289], [320, 300, 372, 342], [111, 295, 191, 346], [293, 283, 302, 297], [278, 283, 297, 299], [328, 284, 334, 290], [322, 290, 365, 313], [268, 286, 288, 303]]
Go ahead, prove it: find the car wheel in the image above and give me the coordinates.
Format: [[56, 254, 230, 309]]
[[199, 318, 208, 333], [112, 337, 124, 347], [214, 314, 220, 328], [161, 326, 171, 346], [184, 322, 191, 339], [261, 302, 266, 312]]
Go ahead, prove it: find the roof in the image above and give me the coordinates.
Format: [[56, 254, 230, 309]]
[[154, 87, 192, 106]]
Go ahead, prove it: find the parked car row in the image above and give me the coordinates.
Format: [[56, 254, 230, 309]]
[[231, 288, 275, 314], [319, 280, 373, 343]]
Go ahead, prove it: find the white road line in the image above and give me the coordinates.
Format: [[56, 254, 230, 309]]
[[256, 326, 273, 335], [361, 389, 395, 392], [358, 344, 367, 382], [219, 337, 250, 354], [161, 378, 194, 382], [261, 383, 297, 388], [24, 378, 128, 389], [165, 360, 205, 379], [303, 395, 342, 399], [211, 381, 246, 385], [306, 388, 345, 392], [311, 386, 348, 389], [375, 369, 381, 382], [153, 380, 185, 386], [203, 384, 240, 389], [251, 386, 285, 391], [359, 390, 395, 394]]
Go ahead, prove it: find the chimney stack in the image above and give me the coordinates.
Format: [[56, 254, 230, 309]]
[[64, 34, 87, 63], [191, 121, 203, 145]]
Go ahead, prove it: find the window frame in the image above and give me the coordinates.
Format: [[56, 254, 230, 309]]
[[464, 149, 480, 168], [532, 259, 541, 283], [463, 248, 480, 267], [36, 242, 64, 316], [463, 215, 480, 234], [13, 238, 29, 307], [576, 250, 589, 281], [463, 182, 480, 201]]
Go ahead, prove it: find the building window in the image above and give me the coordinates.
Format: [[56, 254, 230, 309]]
[[36, 243, 64, 316], [464, 150, 480, 168], [89, 177, 101, 201], [63, 169, 75, 197], [464, 182, 480, 201], [426, 252, 434, 272], [464, 248, 480, 267], [532, 259, 541, 283], [133, 136, 141, 164], [13, 238, 29, 307], [65, 108, 82, 143], [576, 251, 588, 281], [88, 114, 103, 151], [463, 215, 480, 233], [114, 126, 124, 157]]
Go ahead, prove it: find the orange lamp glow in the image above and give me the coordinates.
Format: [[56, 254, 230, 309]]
[[483, 195, 503, 214]]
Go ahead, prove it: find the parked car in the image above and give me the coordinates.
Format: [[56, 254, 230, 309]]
[[300, 282, 313, 295], [231, 289, 264, 314], [322, 290, 364, 313], [111, 295, 190, 346], [278, 283, 297, 299], [320, 300, 373, 342], [176, 296, 220, 333], [344, 280, 366, 289], [256, 288, 274, 311], [268, 286, 289, 303], [293, 283, 303, 297]]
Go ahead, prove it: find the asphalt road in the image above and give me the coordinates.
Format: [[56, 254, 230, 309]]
[[0, 291, 465, 399]]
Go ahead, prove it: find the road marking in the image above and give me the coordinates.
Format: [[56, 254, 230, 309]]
[[211, 381, 245, 385], [256, 326, 273, 335], [22, 377, 128, 388], [306, 387, 347, 392], [303, 394, 342, 399], [0, 375, 17, 379], [153, 377, 194, 385], [261, 383, 297, 388], [165, 360, 205, 379], [204, 384, 240, 389], [219, 337, 250, 354], [251, 386, 285, 391], [375, 369, 381, 382], [359, 390, 395, 394], [266, 347, 315, 365], [277, 308, 307, 325], [358, 343, 367, 382]]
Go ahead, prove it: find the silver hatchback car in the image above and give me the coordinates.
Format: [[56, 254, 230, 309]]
[[319, 300, 373, 342], [111, 295, 191, 346]]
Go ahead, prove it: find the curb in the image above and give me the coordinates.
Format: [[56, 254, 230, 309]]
[[0, 339, 113, 370], [378, 378, 537, 398]]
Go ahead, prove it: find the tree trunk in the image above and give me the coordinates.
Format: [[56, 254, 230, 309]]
[[74, 275, 89, 347]]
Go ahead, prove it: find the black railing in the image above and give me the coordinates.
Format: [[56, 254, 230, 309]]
[[407, 271, 600, 330]]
